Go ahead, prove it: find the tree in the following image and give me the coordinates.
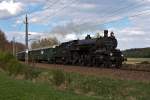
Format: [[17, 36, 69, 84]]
[[95, 33, 100, 38], [9, 41, 25, 52], [0, 30, 7, 51], [31, 37, 59, 49], [0, 29, 25, 53]]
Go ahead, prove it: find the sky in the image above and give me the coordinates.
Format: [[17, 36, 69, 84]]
[[0, 0, 150, 50]]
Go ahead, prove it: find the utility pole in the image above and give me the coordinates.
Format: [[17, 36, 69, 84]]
[[12, 37, 15, 56], [25, 14, 29, 64]]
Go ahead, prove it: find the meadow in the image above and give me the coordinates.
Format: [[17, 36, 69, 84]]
[[0, 69, 150, 100], [126, 58, 150, 64], [0, 51, 150, 100]]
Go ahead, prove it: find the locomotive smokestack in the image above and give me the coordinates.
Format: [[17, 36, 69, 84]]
[[104, 30, 108, 37], [110, 32, 115, 37]]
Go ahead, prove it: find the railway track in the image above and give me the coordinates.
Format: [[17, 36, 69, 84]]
[[29, 62, 150, 82], [121, 64, 150, 72]]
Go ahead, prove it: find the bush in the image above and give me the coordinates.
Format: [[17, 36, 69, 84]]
[[24, 67, 41, 80], [0, 51, 14, 62], [140, 61, 150, 64], [0, 51, 26, 76], [51, 69, 65, 86], [7, 59, 25, 76], [0, 51, 15, 69], [0, 51, 41, 79], [65, 73, 73, 86]]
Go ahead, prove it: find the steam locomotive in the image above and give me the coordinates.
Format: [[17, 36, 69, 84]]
[[17, 30, 125, 68]]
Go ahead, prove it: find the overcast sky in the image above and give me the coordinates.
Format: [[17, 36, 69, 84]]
[[0, 0, 150, 50]]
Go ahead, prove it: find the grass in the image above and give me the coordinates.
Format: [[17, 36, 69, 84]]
[[62, 73, 150, 100], [0, 51, 150, 100], [0, 72, 99, 100], [126, 58, 150, 64], [0, 70, 150, 100], [0, 51, 42, 80]]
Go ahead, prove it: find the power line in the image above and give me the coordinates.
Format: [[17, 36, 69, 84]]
[[40, 0, 150, 38], [36, 0, 78, 41], [40, 0, 77, 32], [87, 1, 149, 28], [44, 0, 61, 9], [100, 1, 148, 19], [98, 10, 150, 27], [17, 23, 24, 31], [101, 0, 135, 15], [130, 10, 150, 17], [43, 0, 148, 27], [48, 0, 77, 17]]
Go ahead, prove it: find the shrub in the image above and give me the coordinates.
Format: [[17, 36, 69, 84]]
[[7, 59, 25, 76], [51, 69, 65, 86], [0, 51, 15, 69], [0, 51, 42, 79], [0, 51, 14, 62], [0, 51, 26, 76], [65, 73, 73, 86], [24, 67, 41, 80], [140, 61, 150, 64]]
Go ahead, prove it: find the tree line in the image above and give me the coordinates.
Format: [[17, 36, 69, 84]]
[[0, 30, 25, 53], [0, 29, 59, 53], [123, 47, 150, 58]]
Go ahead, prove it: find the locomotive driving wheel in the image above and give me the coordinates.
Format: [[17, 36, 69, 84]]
[[63, 58, 69, 65], [102, 55, 112, 68], [78, 54, 86, 66], [115, 61, 122, 68], [72, 52, 79, 65], [86, 54, 92, 66]]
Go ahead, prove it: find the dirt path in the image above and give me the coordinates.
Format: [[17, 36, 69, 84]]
[[32, 63, 150, 82]]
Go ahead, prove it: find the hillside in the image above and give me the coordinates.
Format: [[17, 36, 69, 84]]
[[123, 47, 150, 58]]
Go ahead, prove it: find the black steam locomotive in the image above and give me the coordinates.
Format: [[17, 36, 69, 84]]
[[17, 30, 125, 68]]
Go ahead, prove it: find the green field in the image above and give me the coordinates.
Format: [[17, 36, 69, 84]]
[[126, 58, 150, 64], [0, 71, 150, 100], [0, 72, 99, 100], [0, 51, 150, 100]]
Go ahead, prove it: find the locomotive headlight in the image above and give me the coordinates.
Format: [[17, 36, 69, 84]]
[[26, 49, 29, 54], [121, 54, 124, 57], [110, 53, 113, 56]]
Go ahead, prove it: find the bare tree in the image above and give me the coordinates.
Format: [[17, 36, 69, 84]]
[[0, 30, 7, 51], [31, 37, 59, 49], [0, 29, 25, 53]]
